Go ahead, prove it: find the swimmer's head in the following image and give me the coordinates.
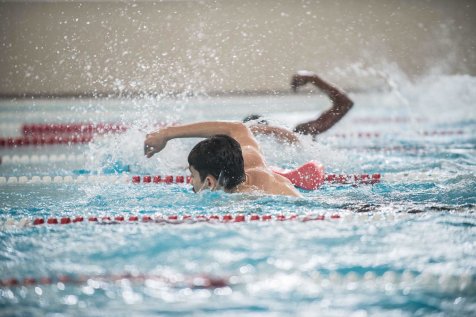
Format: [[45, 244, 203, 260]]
[[242, 114, 268, 125], [187, 134, 245, 193]]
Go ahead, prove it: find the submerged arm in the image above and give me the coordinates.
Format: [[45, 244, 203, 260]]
[[291, 71, 354, 135]]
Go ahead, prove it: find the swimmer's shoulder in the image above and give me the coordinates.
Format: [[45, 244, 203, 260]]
[[246, 167, 301, 197]]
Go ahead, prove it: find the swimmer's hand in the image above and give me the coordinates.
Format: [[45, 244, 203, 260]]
[[291, 71, 317, 92], [144, 130, 168, 158]]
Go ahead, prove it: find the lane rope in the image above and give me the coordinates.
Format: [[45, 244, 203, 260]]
[[2, 143, 468, 165], [0, 172, 450, 186], [13, 213, 343, 227], [0, 173, 381, 186], [329, 130, 465, 139], [0, 122, 174, 137], [22, 123, 128, 135], [0, 270, 473, 292], [339, 145, 454, 153], [0, 135, 93, 147], [0, 154, 86, 165], [0, 212, 415, 229], [0, 130, 466, 147], [0, 272, 228, 289], [351, 117, 427, 124]]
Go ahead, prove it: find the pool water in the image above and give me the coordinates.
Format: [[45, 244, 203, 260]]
[[0, 74, 475, 316]]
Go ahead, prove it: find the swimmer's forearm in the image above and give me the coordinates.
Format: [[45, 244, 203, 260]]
[[162, 121, 261, 149], [144, 121, 255, 158], [162, 121, 246, 140], [310, 75, 352, 104]]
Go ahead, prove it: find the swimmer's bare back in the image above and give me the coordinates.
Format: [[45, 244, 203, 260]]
[[144, 121, 301, 197]]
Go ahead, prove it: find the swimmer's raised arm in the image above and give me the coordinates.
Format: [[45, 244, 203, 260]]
[[291, 71, 354, 135], [144, 121, 260, 158]]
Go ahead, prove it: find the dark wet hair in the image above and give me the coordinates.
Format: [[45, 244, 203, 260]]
[[187, 135, 245, 190], [242, 114, 268, 125]]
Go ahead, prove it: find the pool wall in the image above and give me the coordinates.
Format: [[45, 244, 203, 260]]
[[1, 0, 475, 97]]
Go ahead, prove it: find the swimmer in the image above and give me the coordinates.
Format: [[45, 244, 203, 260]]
[[244, 71, 354, 144], [144, 122, 301, 197]]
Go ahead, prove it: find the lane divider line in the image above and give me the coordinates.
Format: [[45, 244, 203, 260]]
[[22, 123, 128, 135], [0, 270, 473, 292], [0, 272, 228, 289], [21, 122, 174, 136], [0, 154, 86, 165], [351, 117, 427, 124], [329, 130, 465, 139], [0, 174, 381, 186], [0, 135, 93, 147], [338, 145, 463, 153], [0, 130, 466, 147], [0, 212, 411, 229], [0, 122, 160, 137]]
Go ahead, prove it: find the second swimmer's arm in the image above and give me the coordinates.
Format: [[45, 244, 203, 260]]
[[292, 71, 354, 135]]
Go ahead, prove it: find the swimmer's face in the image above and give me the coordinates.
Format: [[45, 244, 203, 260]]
[[189, 165, 216, 193]]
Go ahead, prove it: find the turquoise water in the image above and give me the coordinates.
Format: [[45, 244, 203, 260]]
[[1, 75, 475, 316]]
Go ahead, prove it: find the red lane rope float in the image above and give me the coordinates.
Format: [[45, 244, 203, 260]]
[[21, 122, 174, 137], [329, 130, 465, 138], [0, 273, 228, 289], [132, 175, 190, 184], [22, 123, 128, 135], [29, 213, 342, 227], [0, 135, 93, 147], [131, 173, 381, 189], [421, 130, 465, 136], [332, 132, 381, 138], [0, 173, 380, 188], [352, 117, 427, 124], [131, 162, 380, 190]]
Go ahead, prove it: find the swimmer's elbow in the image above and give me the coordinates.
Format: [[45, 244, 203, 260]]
[[337, 95, 354, 112], [229, 122, 250, 136], [343, 95, 354, 107], [346, 98, 354, 109], [229, 122, 260, 148]]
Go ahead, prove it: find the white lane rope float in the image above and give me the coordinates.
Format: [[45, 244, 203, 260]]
[[0, 143, 467, 165], [0, 270, 473, 293], [0, 154, 86, 165]]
